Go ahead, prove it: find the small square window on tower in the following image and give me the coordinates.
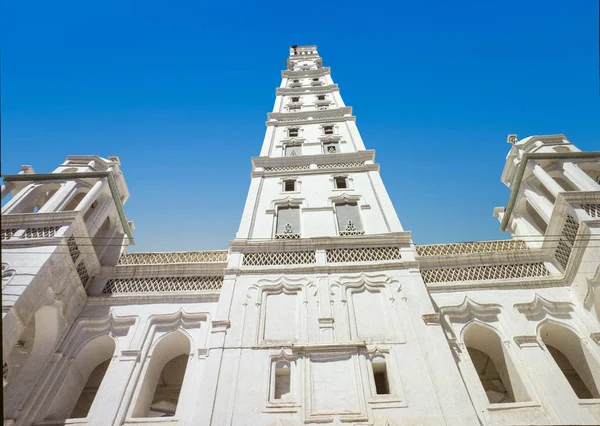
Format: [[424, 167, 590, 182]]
[[283, 179, 296, 192], [334, 176, 348, 189], [324, 141, 340, 154], [312, 78, 319, 82], [317, 95, 326, 101], [288, 128, 299, 137], [323, 125, 334, 135], [291, 96, 300, 103]]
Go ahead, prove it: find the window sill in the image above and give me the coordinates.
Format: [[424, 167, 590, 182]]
[[123, 418, 180, 425], [487, 401, 541, 411], [37, 419, 89, 426], [264, 402, 300, 413], [578, 398, 600, 405], [367, 395, 407, 408]]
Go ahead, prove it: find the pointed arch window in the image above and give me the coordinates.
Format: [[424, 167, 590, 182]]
[[45, 335, 115, 420], [540, 322, 600, 399], [463, 324, 530, 404], [335, 202, 364, 236], [132, 330, 192, 418], [275, 205, 301, 239]]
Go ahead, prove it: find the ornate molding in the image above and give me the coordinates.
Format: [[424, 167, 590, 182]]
[[514, 294, 573, 318]]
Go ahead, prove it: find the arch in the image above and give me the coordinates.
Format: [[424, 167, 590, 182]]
[[45, 335, 116, 419], [7, 183, 61, 214], [525, 200, 547, 235], [132, 329, 192, 418], [5, 304, 61, 385], [463, 322, 530, 403], [538, 321, 600, 398], [63, 190, 89, 211], [91, 215, 114, 257]]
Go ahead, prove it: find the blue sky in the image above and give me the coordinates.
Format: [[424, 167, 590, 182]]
[[2, 1, 599, 252]]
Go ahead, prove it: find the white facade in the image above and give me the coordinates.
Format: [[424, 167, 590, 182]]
[[2, 45, 600, 426]]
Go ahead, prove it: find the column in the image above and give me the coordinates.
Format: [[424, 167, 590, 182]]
[[523, 185, 554, 223], [562, 162, 600, 191], [39, 181, 80, 213], [75, 178, 108, 214], [530, 163, 563, 198]]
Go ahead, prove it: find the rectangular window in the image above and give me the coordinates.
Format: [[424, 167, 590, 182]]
[[288, 128, 299, 137], [276, 206, 300, 237], [336, 203, 364, 235], [285, 145, 301, 157], [274, 362, 291, 400], [283, 180, 296, 192], [317, 95, 325, 101], [289, 106, 300, 112], [291, 97, 300, 102], [334, 177, 348, 189], [313, 78, 319, 82], [372, 358, 390, 395], [323, 126, 334, 135]]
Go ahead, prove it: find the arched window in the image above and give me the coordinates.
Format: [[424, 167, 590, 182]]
[[335, 202, 364, 236], [91, 216, 113, 257], [3, 304, 61, 416], [539, 322, 600, 399], [132, 330, 191, 418], [46, 335, 115, 420], [6, 184, 61, 214], [463, 323, 530, 404], [525, 200, 547, 235], [64, 191, 89, 211]]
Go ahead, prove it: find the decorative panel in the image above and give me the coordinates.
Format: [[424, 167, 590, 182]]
[[242, 251, 316, 266], [309, 353, 360, 415], [554, 214, 579, 270], [263, 165, 310, 172], [263, 292, 298, 341], [67, 236, 81, 263], [1, 228, 18, 240], [326, 247, 401, 263], [20, 226, 61, 239], [581, 203, 600, 218], [317, 162, 364, 169], [352, 289, 387, 340], [102, 276, 224, 293], [117, 251, 228, 265]]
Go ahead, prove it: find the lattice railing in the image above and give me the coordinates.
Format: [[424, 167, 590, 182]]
[[421, 263, 550, 283], [76, 261, 90, 286], [326, 247, 402, 263], [554, 214, 580, 270], [1, 229, 18, 240], [20, 226, 61, 239], [67, 236, 81, 263], [102, 276, 224, 294], [317, 162, 364, 169], [264, 165, 310, 172], [416, 240, 528, 257], [242, 251, 317, 266], [117, 251, 228, 265], [581, 203, 600, 218], [274, 233, 301, 239]]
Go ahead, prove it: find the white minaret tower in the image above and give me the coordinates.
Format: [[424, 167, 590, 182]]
[[196, 45, 480, 425]]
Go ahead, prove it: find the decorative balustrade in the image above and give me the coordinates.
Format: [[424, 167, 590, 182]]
[[117, 251, 228, 265], [421, 263, 550, 284], [416, 240, 528, 257], [102, 275, 223, 294]]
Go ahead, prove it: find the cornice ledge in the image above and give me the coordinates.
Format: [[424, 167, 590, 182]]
[[102, 263, 227, 278], [439, 297, 501, 320], [86, 291, 221, 305], [229, 232, 413, 249], [252, 150, 376, 168], [267, 107, 353, 122], [276, 84, 338, 95], [425, 276, 565, 293], [281, 67, 331, 77], [513, 335, 543, 348]]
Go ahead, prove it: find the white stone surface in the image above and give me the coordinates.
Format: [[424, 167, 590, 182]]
[[2, 45, 600, 426]]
